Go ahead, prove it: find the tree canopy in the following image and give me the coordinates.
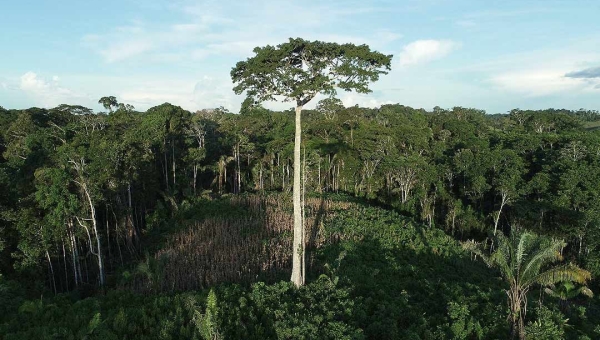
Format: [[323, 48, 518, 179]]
[[231, 38, 392, 106]]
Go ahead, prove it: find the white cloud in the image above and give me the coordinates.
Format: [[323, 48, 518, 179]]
[[101, 40, 154, 63], [82, 20, 158, 63], [339, 92, 394, 108], [82, 1, 400, 63], [479, 48, 600, 97], [398, 39, 458, 66], [19, 72, 88, 107], [72, 0, 403, 114], [192, 77, 237, 109], [118, 76, 238, 111], [489, 69, 591, 97], [119, 80, 195, 110]]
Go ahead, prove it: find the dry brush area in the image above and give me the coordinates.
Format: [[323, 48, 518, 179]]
[[129, 195, 353, 292]]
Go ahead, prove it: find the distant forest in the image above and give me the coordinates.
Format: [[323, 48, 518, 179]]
[[1, 101, 599, 339]]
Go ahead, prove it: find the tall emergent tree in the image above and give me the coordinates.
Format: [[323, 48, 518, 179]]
[[463, 231, 591, 340], [231, 38, 392, 286]]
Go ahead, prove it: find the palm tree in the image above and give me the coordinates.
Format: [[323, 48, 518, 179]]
[[544, 281, 593, 312], [463, 231, 591, 340]]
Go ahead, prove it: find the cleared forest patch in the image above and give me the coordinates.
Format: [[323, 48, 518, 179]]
[[127, 195, 356, 292]]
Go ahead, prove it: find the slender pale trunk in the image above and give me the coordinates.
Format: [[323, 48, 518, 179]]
[[233, 146, 237, 193], [302, 145, 306, 281], [46, 250, 57, 294], [164, 138, 169, 190], [494, 192, 508, 235], [172, 142, 176, 187], [127, 183, 139, 246], [318, 158, 321, 193], [81, 182, 105, 286], [336, 163, 340, 192], [291, 105, 305, 287], [237, 144, 241, 193], [69, 224, 80, 287], [259, 163, 263, 191], [62, 240, 69, 291], [193, 164, 197, 195], [271, 155, 274, 188]]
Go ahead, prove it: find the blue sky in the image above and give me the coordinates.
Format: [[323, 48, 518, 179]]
[[1, 0, 599, 113]]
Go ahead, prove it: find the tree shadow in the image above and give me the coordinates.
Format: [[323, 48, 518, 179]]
[[314, 235, 509, 339]]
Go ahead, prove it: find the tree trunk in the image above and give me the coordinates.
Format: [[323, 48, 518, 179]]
[[271, 155, 274, 189], [336, 163, 340, 192], [172, 142, 176, 187], [302, 145, 306, 281], [62, 240, 69, 291], [164, 138, 169, 190], [509, 287, 526, 340], [69, 224, 81, 287], [237, 144, 241, 193], [494, 192, 508, 235], [291, 105, 305, 287], [46, 250, 57, 295], [127, 183, 138, 247], [518, 316, 525, 340], [193, 164, 197, 195], [82, 182, 105, 286], [318, 157, 321, 193], [106, 207, 111, 271], [259, 163, 264, 191]]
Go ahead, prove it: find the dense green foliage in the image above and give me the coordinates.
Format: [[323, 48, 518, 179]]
[[231, 38, 392, 106], [1, 100, 599, 338]]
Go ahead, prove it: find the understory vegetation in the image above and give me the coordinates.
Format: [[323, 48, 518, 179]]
[[1, 101, 600, 339]]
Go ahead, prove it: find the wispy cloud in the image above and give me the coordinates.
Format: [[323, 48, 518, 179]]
[[82, 20, 202, 63], [82, 0, 400, 63], [103, 41, 154, 63], [398, 39, 459, 66], [19, 72, 88, 107], [465, 46, 600, 97], [455, 20, 476, 27], [75, 0, 402, 112], [464, 7, 557, 19]]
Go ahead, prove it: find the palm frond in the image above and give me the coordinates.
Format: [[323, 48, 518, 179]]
[[493, 232, 515, 281], [544, 281, 593, 300], [520, 239, 565, 285], [544, 286, 560, 299], [578, 286, 594, 298], [530, 264, 591, 287], [515, 231, 533, 269]]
